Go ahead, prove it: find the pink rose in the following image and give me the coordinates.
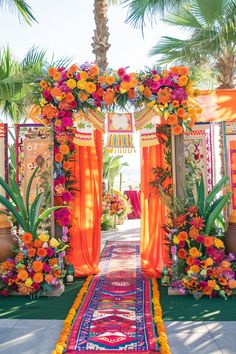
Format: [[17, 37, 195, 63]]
[[47, 248, 54, 257], [62, 116, 73, 127], [61, 215, 70, 226], [58, 176, 66, 184], [117, 67, 126, 76], [62, 191, 73, 202], [122, 74, 131, 82]]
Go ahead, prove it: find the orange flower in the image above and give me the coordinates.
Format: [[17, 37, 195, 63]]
[[42, 104, 58, 119], [59, 144, 70, 155], [219, 278, 227, 286], [66, 71, 73, 78], [186, 255, 195, 266], [65, 93, 75, 103], [206, 257, 213, 266], [15, 252, 23, 262], [172, 100, 179, 108], [190, 265, 200, 273], [208, 280, 217, 288], [63, 161, 71, 171], [178, 231, 188, 241], [55, 153, 63, 163], [22, 233, 33, 245], [181, 100, 188, 107], [189, 247, 201, 258], [201, 260, 208, 268], [28, 248, 36, 257], [98, 76, 106, 84], [85, 82, 97, 94], [48, 67, 57, 77], [96, 88, 104, 97], [214, 238, 224, 249], [228, 279, 236, 289], [89, 65, 99, 76], [172, 125, 183, 135], [103, 91, 115, 105], [45, 274, 53, 284], [34, 239, 43, 248], [40, 80, 48, 89], [167, 114, 178, 126], [17, 270, 28, 281], [128, 89, 135, 99], [68, 64, 78, 73], [179, 66, 190, 76], [80, 71, 88, 80], [221, 260, 231, 269], [178, 75, 188, 87], [53, 71, 61, 81], [170, 66, 181, 75], [203, 286, 213, 296], [189, 226, 199, 239], [177, 248, 187, 259], [157, 87, 171, 104], [32, 260, 44, 272], [66, 79, 77, 89], [49, 258, 58, 266], [106, 76, 115, 85], [78, 91, 88, 102], [176, 107, 187, 118], [203, 236, 214, 248], [143, 87, 152, 98], [37, 247, 47, 258], [33, 272, 44, 284]]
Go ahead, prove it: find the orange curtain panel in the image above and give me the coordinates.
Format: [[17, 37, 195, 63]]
[[68, 130, 102, 276], [140, 143, 169, 277]]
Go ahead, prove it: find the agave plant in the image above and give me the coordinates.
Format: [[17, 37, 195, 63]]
[[194, 175, 232, 235], [0, 167, 63, 238]]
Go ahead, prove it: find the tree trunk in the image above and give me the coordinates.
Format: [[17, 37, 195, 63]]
[[92, 0, 111, 69], [174, 133, 186, 203], [216, 52, 235, 89]]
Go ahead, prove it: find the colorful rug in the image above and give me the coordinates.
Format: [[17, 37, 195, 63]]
[[66, 241, 159, 353]]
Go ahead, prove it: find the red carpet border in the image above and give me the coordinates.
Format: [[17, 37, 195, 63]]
[[53, 241, 170, 354]]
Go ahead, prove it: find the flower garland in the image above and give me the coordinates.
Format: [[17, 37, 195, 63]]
[[151, 278, 171, 354], [52, 275, 93, 354]]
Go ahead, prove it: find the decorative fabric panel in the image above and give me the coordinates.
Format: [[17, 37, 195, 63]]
[[0, 124, 8, 197]]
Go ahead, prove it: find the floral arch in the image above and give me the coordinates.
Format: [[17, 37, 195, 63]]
[[32, 63, 202, 277]]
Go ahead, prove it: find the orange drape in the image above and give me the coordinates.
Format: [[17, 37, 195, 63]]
[[140, 143, 169, 277], [68, 130, 102, 276]]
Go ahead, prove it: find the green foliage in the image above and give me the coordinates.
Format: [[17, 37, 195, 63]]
[[0, 169, 63, 238], [101, 214, 114, 231], [0, 0, 37, 25], [103, 149, 128, 192]]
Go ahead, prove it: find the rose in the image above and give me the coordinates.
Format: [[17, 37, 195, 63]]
[[49, 238, 60, 248]]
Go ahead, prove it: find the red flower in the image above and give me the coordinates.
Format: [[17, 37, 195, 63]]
[[190, 216, 204, 230]]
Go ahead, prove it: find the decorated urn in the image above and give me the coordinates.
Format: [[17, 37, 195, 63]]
[[225, 211, 236, 256], [0, 213, 18, 262]]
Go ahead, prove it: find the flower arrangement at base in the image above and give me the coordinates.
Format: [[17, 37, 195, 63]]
[[0, 232, 67, 296], [102, 191, 131, 228], [167, 206, 236, 299]]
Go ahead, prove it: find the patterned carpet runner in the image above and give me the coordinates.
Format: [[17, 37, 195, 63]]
[[66, 241, 159, 353]]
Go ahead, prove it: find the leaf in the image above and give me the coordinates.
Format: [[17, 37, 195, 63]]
[[26, 166, 39, 217], [0, 195, 29, 231], [205, 176, 229, 213], [205, 193, 232, 234], [29, 192, 44, 230], [197, 175, 205, 217], [32, 206, 65, 237], [10, 177, 28, 222], [0, 176, 22, 209]]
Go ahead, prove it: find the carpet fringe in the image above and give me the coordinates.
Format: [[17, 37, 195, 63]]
[[52, 275, 93, 354], [151, 278, 171, 354]]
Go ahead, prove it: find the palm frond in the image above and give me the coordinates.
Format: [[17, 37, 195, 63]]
[[0, 0, 37, 25]]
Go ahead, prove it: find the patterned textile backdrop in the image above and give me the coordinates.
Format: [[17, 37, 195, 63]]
[[0, 124, 8, 197], [16, 124, 53, 205], [184, 124, 213, 193], [225, 122, 236, 210]]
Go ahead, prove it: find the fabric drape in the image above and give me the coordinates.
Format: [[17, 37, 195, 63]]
[[124, 190, 141, 219], [140, 143, 169, 277], [68, 130, 102, 276]]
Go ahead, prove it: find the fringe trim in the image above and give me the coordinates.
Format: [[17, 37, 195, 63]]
[[151, 278, 171, 354], [52, 275, 93, 354]]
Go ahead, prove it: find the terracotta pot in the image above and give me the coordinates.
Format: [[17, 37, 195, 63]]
[[0, 214, 18, 262], [225, 211, 236, 256]]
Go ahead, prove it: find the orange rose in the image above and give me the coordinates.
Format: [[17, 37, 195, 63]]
[[178, 75, 188, 87], [32, 260, 44, 272], [37, 248, 47, 258], [59, 144, 70, 155], [68, 64, 78, 73], [80, 71, 88, 80], [189, 247, 201, 258], [65, 92, 75, 103], [201, 260, 208, 268], [106, 76, 115, 85], [55, 153, 63, 163], [22, 232, 33, 245], [103, 91, 115, 105], [78, 91, 88, 102], [172, 125, 183, 135], [176, 107, 187, 118], [179, 66, 190, 76], [206, 257, 213, 266], [208, 280, 217, 288], [221, 260, 231, 269], [85, 82, 97, 94], [203, 286, 213, 296], [89, 65, 99, 76], [34, 239, 43, 248], [172, 100, 179, 108], [33, 272, 44, 284], [178, 231, 188, 241], [63, 161, 71, 171], [66, 79, 77, 89], [48, 67, 57, 77], [203, 236, 214, 248], [167, 114, 178, 126], [190, 265, 200, 273], [98, 76, 106, 84], [228, 279, 236, 289], [17, 270, 28, 281], [28, 248, 36, 258], [177, 248, 187, 259], [186, 255, 195, 266], [66, 71, 73, 78], [45, 274, 53, 284], [96, 88, 104, 97], [53, 71, 61, 81]]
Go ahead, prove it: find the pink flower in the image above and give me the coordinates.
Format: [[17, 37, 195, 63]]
[[179, 240, 185, 248], [62, 191, 73, 202], [33, 283, 40, 291], [62, 116, 73, 127], [196, 235, 204, 243], [58, 176, 66, 185], [76, 74, 81, 80], [60, 207, 70, 216], [0, 289, 8, 296], [70, 101, 77, 109], [43, 263, 51, 272], [122, 74, 131, 82], [117, 67, 126, 76], [61, 215, 70, 226], [47, 248, 54, 257], [58, 67, 66, 72], [58, 110, 66, 118], [69, 143, 75, 151]]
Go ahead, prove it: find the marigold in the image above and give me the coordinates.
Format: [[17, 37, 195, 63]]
[[85, 82, 97, 94], [186, 255, 195, 266], [177, 248, 187, 259], [28, 247, 36, 257], [103, 91, 115, 105], [89, 65, 99, 76], [78, 91, 88, 102], [66, 79, 77, 89], [37, 247, 47, 258], [48, 67, 57, 77], [33, 272, 44, 284], [178, 231, 188, 241], [65, 92, 75, 103], [80, 71, 88, 80], [190, 265, 200, 273], [189, 247, 201, 258], [203, 236, 214, 248], [172, 125, 183, 135], [17, 269, 28, 281], [59, 144, 70, 155], [32, 260, 44, 272], [176, 107, 187, 118], [189, 226, 199, 239], [55, 153, 63, 163], [22, 232, 33, 245], [178, 75, 188, 87], [214, 238, 224, 249], [106, 76, 115, 85], [167, 114, 178, 126]]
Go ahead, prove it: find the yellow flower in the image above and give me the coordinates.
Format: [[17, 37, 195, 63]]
[[120, 88, 127, 94], [85, 81, 97, 94], [38, 233, 49, 242], [138, 85, 144, 92], [50, 237, 60, 248], [80, 71, 88, 80], [77, 80, 87, 90], [173, 235, 180, 244], [67, 79, 77, 89], [25, 278, 33, 287], [163, 111, 169, 120], [105, 76, 115, 85], [39, 98, 47, 107], [214, 238, 224, 249], [147, 101, 155, 108]]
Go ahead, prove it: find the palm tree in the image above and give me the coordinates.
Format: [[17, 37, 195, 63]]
[[149, 0, 236, 88], [0, 0, 36, 25], [103, 150, 128, 192]]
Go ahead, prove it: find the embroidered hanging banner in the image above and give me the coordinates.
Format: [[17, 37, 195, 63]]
[[0, 123, 8, 197], [140, 115, 160, 147], [73, 115, 94, 146], [106, 112, 135, 153], [134, 107, 158, 131]]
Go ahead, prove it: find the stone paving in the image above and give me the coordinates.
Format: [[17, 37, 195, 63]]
[[0, 220, 236, 354]]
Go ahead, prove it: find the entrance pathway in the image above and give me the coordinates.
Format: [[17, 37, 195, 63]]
[[0, 219, 236, 353]]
